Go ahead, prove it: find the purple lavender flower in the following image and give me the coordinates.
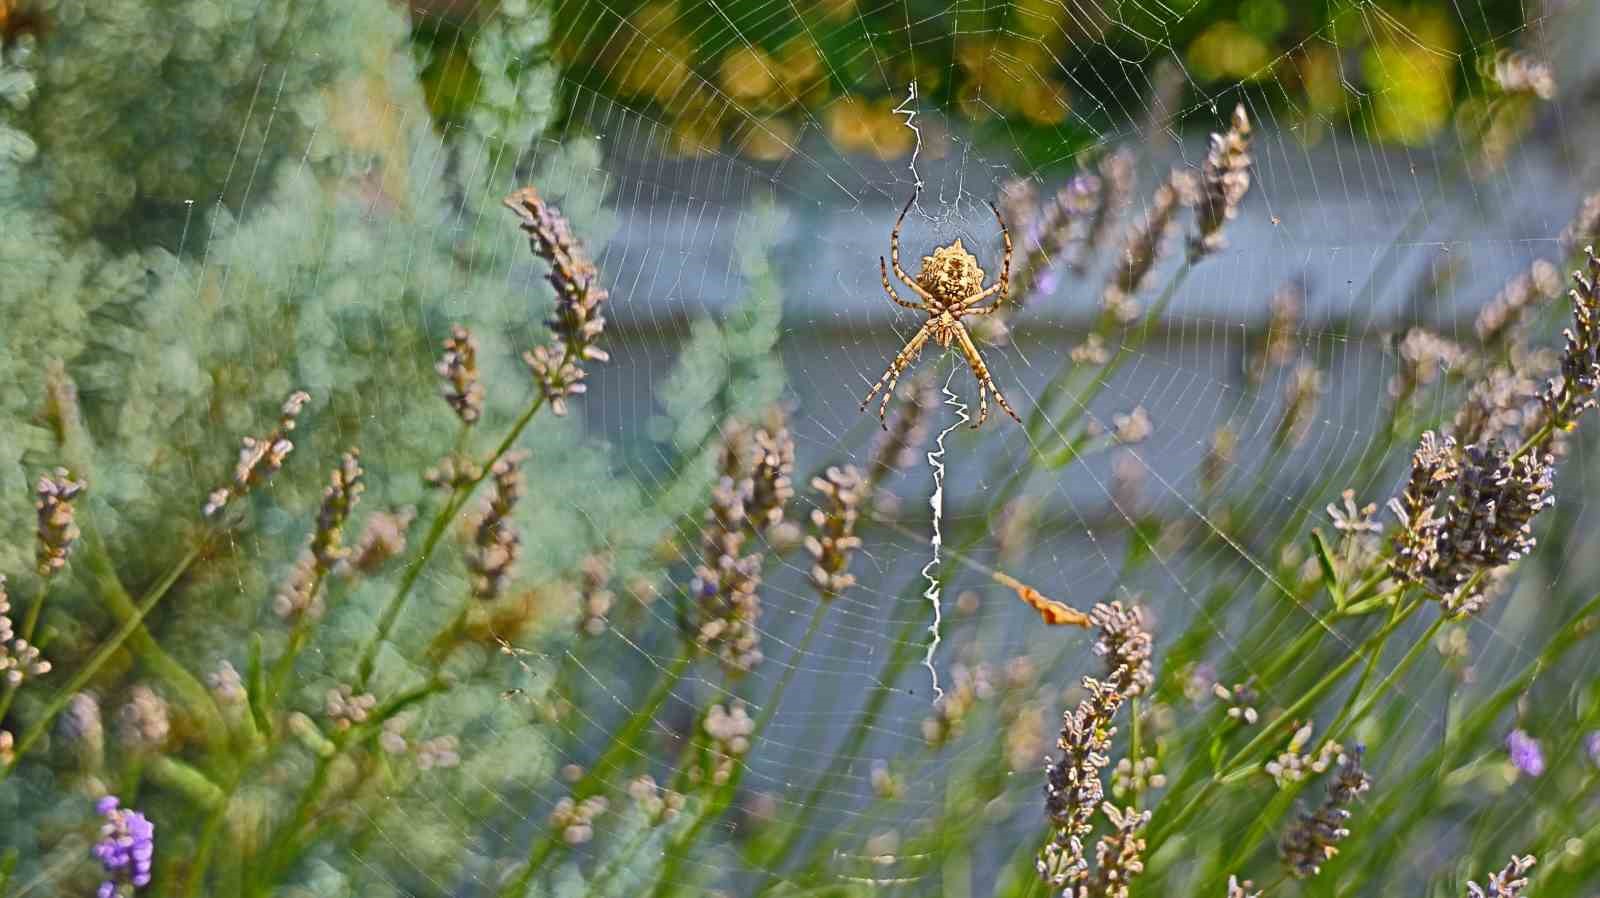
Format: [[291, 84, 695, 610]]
[[1505, 729, 1544, 778], [93, 796, 154, 896], [1585, 731, 1600, 767]]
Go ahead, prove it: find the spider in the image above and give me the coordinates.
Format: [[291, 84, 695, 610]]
[[860, 190, 1021, 429]]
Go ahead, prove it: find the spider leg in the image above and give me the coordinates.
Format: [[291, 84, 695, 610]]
[[973, 374, 990, 429], [989, 199, 1012, 304], [881, 257, 926, 311], [954, 322, 1021, 426], [889, 191, 936, 302], [861, 325, 932, 429], [957, 298, 1005, 317], [953, 281, 1005, 312], [952, 202, 1013, 311]]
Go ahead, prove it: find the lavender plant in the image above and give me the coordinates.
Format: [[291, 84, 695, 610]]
[[3, 3, 1600, 898]]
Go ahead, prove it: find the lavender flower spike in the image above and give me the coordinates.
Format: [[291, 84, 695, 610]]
[[94, 795, 154, 896], [1505, 729, 1544, 777]]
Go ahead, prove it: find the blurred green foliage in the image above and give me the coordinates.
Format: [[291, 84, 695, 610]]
[[0, 0, 784, 893], [413, 0, 1533, 168]]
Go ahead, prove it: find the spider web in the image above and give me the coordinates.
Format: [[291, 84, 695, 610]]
[[425, 1, 1597, 890], [20, 0, 1600, 895]]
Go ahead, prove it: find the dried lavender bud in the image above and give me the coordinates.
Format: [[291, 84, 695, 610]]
[[116, 685, 170, 753], [868, 372, 934, 486], [871, 760, 905, 799], [1092, 600, 1153, 700], [700, 701, 755, 786], [693, 476, 764, 673], [549, 795, 609, 845], [1248, 281, 1303, 384], [1213, 680, 1260, 725], [1084, 803, 1151, 898], [0, 729, 12, 766], [1112, 407, 1152, 444], [1, 578, 51, 687], [1454, 367, 1541, 447], [1541, 248, 1600, 432], [437, 324, 485, 424], [1081, 148, 1136, 270], [1327, 490, 1381, 535], [416, 735, 461, 770], [1226, 876, 1261, 898], [324, 684, 377, 731], [1103, 171, 1197, 323], [1038, 601, 1153, 888], [694, 412, 793, 671], [1429, 443, 1554, 614], [1280, 746, 1370, 878], [1390, 328, 1465, 404], [506, 187, 610, 417], [1072, 334, 1112, 366], [57, 692, 105, 773], [1111, 757, 1166, 798], [1201, 425, 1237, 495], [346, 505, 417, 574], [921, 663, 991, 748], [805, 465, 867, 598], [1477, 261, 1563, 346], [204, 390, 312, 517], [1561, 193, 1600, 254], [1467, 854, 1536, 898], [1014, 174, 1100, 302], [272, 554, 321, 622], [274, 451, 364, 621], [627, 774, 685, 824], [1190, 104, 1253, 260], [35, 468, 86, 578], [207, 662, 246, 706], [1265, 721, 1345, 788], [1273, 363, 1323, 449], [466, 451, 528, 599], [423, 454, 483, 491], [747, 424, 796, 533], [575, 554, 614, 638], [379, 713, 411, 755], [311, 451, 363, 571]]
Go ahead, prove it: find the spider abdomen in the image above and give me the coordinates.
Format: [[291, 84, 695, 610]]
[[916, 239, 986, 301]]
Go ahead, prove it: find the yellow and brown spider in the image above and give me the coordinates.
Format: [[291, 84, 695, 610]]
[[860, 190, 1021, 429]]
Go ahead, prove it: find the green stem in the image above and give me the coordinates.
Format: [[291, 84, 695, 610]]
[[184, 767, 244, 898], [257, 677, 445, 892], [1144, 599, 1424, 854], [1, 543, 204, 779], [17, 581, 50, 645], [750, 587, 928, 888], [146, 755, 227, 811], [1021, 264, 1193, 465], [1322, 597, 1407, 741], [1328, 613, 1447, 745], [85, 526, 226, 747], [355, 401, 545, 689], [267, 581, 326, 710], [500, 650, 694, 898], [651, 601, 831, 898]]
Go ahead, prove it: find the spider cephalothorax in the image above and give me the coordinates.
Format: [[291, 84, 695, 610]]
[[859, 191, 1021, 428]]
